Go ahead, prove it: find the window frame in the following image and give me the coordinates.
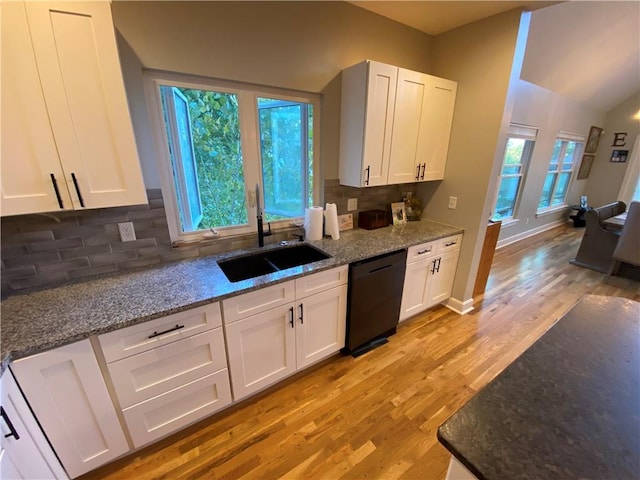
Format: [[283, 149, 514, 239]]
[[143, 70, 321, 244], [491, 124, 537, 223], [537, 131, 584, 214]]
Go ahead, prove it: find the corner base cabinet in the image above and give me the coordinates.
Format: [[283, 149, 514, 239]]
[[9, 339, 129, 478], [400, 234, 462, 322]]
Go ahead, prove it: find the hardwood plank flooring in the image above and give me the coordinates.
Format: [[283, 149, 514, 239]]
[[81, 224, 640, 480]]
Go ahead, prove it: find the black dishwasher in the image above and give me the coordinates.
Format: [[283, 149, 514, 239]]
[[344, 249, 407, 356]]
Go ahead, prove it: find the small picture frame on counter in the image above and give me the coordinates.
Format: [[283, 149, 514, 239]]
[[391, 202, 407, 225]]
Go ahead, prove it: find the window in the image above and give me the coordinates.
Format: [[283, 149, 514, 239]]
[[145, 72, 319, 242], [537, 132, 584, 212], [492, 124, 536, 222]]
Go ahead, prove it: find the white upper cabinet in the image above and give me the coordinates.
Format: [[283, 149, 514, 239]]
[[339, 60, 457, 187], [1, 1, 147, 216]]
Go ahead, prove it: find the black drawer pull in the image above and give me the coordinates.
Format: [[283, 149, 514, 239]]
[[71, 172, 85, 207], [445, 241, 457, 247], [417, 249, 432, 255], [148, 324, 185, 339], [1, 407, 20, 440], [50, 173, 64, 209]]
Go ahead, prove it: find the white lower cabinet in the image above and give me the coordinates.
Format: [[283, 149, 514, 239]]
[[1, 369, 68, 480], [9, 339, 129, 479], [224, 266, 348, 401], [400, 234, 462, 322], [99, 303, 232, 448]]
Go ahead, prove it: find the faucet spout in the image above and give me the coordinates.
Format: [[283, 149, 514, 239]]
[[257, 216, 272, 247]]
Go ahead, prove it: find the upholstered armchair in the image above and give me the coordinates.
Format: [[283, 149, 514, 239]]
[[571, 201, 626, 273]]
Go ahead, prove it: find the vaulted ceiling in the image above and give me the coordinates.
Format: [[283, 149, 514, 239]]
[[349, 1, 640, 113]]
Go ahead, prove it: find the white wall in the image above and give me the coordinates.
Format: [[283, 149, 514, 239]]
[[585, 91, 640, 207], [495, 79, 606, 244]]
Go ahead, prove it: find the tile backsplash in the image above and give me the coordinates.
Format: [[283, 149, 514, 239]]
[[1, 182, 416, 296]]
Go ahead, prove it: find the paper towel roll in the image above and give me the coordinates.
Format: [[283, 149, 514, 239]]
[[324, 203, 340, 240], [304, 206, 324, 241]]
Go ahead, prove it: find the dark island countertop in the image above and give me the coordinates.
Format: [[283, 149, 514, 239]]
[[438, 294, 640, 480], [1, 219, 462, 366]]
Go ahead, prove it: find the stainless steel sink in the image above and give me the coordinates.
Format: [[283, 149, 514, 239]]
[[217, 244, 331, 282]]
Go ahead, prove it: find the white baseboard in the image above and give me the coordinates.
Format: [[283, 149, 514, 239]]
[[496, 219, 569, 250], [443, 296, 474, 315]]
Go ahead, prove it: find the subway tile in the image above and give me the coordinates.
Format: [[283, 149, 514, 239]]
[[159, 249, 199, 263], [1, 230, 55, 245], [78, 211, 130, 225], [136, 245, 175, 257], [0, 219, 21, 235], [9, 271, 68, 290], [28, 236, 83, 252], [149, 198, 165, 209], [60, 244, 111, 260], [84, 233, 121, 246], [38, 258, 90, 273], [116, 256, 162, 270], [67, 264, 117, 280], [146, 189, 163, 200], [0, 244, 28, 258], [90, 250, 138, 266], [2, 265, 37, 279], [3, 252, 61, 268], [52, 224, 106, 240], [111, 237, 157, 251]]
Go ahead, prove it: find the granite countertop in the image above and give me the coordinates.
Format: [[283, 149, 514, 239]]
[[438, 294, 640, 480], [1, 219, 462, 366]]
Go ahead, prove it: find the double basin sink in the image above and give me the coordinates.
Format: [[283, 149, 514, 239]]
[[217, 244, 331, 282]]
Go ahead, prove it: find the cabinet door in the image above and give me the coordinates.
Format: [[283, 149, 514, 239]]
[[24, 1, 147, 209], [388, 68, 430, 184], [10, 340, 129, 478], [1, 371, 68, 480], [420, 76, 457, 181], [296, 284, 347, 369], [225, 304, 296, 400], [1, 1, 73, 216], [362, 61, 397, 186], [399, 258, 434, 322], [428, 250, 460, 306]]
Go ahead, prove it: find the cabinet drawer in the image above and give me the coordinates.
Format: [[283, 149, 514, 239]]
[[122, 370, 232, 448], [107, 329, 227, 408], [222, 281, 295, 324], [99, 303, 221, 362], [407, 241, 437, 263], [438, 234, 462, 253], [295, 266, 348, 299]]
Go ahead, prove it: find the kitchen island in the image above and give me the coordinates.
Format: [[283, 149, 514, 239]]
[[1, 219, 462, 366], [438, 294, 640, 480]]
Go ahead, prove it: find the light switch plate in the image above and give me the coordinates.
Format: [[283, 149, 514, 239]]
[[347, 198, 358, 211], [448, 196, 458, 209]]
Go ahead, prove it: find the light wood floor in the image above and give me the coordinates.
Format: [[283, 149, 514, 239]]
[[82, 224, 640, 480]]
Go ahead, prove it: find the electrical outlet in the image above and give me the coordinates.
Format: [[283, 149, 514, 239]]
[[448, 196, 458, 209], [118, 222, 136, 242], [347, 198, 358, 211]]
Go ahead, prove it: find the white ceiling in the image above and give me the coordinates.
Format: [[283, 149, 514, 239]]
[[348, 1, 640, 113]]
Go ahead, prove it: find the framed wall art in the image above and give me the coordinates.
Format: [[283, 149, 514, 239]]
[[577, 154, 595, 179], [610, 150, 628, 162], [390, 202, 407, 225], [585, 126, 603, 154]]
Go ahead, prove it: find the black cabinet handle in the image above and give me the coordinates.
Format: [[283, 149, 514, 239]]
[[148, 324, 184, 339], [299, 303, 304, 324], [50, 173, 64, 209], [289, 307, 294, 328], [436, 257, 442, 273], [1, 407, 20, 440], [420, 163, 426, 180], [431, 258, 437, 275], [417, 248, 432, 255], [445, 241, 457, 247], [71, 172, 85, 208], [364, 165, 370, 185], [415, 164, 421, 181]]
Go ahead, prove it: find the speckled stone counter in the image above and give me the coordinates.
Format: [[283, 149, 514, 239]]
[[1, 219, 462, 367], [438, 294, 640, 480]]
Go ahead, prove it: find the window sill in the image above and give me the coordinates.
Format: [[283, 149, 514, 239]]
[[497, 218, 519, 228], [535, 205, 568, 218]]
